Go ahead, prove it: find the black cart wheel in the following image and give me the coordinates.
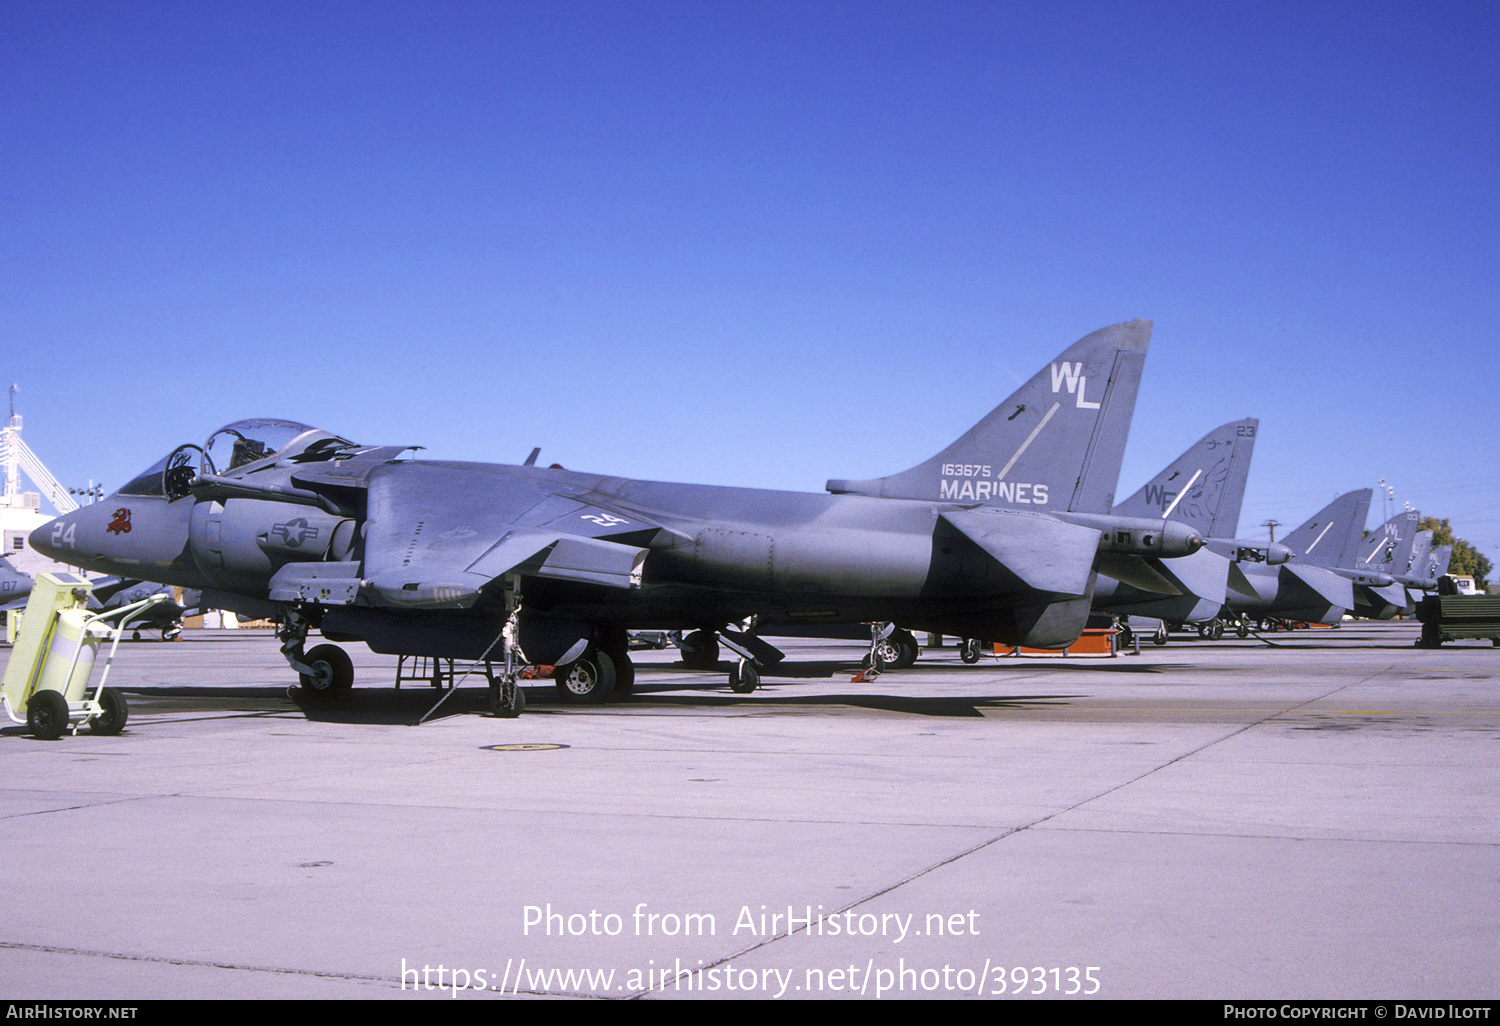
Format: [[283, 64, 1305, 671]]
[[28, 690, 71, 740], [89, 687, 128, 735]]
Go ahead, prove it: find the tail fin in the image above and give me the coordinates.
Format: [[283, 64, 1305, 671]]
[[1405, 530, 1434, 580], [1430, 545, 1453, 579], [1284, 489, 1371, 568], [826, 320, 1151, 514], [1358, 509, 1422, 571], [1112, 418, 1257, 538]]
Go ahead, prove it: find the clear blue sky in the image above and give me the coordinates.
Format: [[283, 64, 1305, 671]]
[[4, 1, 1497, 567]]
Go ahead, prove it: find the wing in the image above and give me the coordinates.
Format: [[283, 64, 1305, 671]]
[[352, 463, 670, 608]]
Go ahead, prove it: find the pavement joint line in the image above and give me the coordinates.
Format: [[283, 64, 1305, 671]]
[[638, 663, 1415, 997], [0, 940, 394, 987]]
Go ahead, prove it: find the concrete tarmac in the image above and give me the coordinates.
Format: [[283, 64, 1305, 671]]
[[1, 623, 1497, 1000]]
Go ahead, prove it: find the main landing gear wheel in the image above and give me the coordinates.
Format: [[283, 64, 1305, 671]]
[[679, 630, 720, 669], [600, 631, 634, 699], [89, 687, 128, 736], [872, 634, 920, 670], [555, 649, 616, 704], [890, 630, 921, 669], [299, 644, 354, 701], [729, 659, 759, 693], [27, 690, 70, 740], [960, 638, 983, 664]]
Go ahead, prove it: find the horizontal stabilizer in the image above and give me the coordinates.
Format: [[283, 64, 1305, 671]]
[[1096, 553, 1183, 595], [1284, 563, 1355, 612], [1160, 548, 1232, 606], [1101, 546, 1231, 601], [940, 510, 1100, 596], [1362, 580, 1410, 616]]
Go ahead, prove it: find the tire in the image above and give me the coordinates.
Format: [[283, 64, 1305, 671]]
[[1151, 629, 1168, 646], [554, 649, 616, 704], [89, 687, 128, 735], [889, 631, 921, 668], [729, 659, 758, 693], [610, 652, 635, 698], [600, 630, 634, 699], [894, 639, 919, 668], [27, 690, 71, 740], [493, 683, 526, 718], [679, 630, 720, 669], [960, 639, 982, 664], [299, 644, 354, 701]]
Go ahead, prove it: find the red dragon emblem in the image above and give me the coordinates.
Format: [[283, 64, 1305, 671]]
[[107, 508, 133, 535]]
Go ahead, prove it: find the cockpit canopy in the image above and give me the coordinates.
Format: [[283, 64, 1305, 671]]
[[118, 419, 361, 498]]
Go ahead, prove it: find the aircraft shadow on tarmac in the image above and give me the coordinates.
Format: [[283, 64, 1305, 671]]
[[75, 676, 1097, 725], [0, 658, 1180, 732]]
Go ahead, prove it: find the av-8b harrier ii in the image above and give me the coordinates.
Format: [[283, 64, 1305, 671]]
[[32, 320, 1202, 713], [1095, 416, 1289, 638]]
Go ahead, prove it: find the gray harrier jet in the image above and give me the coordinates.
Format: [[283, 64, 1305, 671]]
[[1223, 489, 1374, 626], [31, 320, 1201, 711], [1095, 417, 1286, 632], [0, 555, 32, 613]]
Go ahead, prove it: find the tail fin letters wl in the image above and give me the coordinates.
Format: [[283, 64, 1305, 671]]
[[1050, 362, 1100, 409]]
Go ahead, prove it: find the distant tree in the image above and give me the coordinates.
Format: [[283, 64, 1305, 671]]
[[1419, 516, 1492, 590]]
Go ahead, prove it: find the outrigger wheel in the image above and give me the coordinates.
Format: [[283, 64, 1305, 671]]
[[729, 658, 758, 694]]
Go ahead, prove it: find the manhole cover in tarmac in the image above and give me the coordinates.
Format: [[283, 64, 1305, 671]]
[[482, 743, 570, 752]]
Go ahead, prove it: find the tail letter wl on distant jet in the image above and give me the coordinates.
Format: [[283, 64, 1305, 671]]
[[1050, 362, 1100, 409]]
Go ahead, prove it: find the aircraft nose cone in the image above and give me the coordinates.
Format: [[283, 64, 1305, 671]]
[[28, 516, 68, 560]]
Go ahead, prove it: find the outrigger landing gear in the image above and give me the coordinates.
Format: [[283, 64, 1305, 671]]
[[677, 623, 782, 694], [488, 580, 531, 717]]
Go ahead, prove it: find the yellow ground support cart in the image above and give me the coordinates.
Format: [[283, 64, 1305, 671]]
[[2, 572, 167, 740]]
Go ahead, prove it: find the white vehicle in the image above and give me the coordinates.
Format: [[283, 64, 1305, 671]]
[[1447, 574, 1481, 596]]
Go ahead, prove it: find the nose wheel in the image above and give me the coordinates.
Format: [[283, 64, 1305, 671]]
[[298, 644, 354, 700], [278, 609, 355, 702]]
